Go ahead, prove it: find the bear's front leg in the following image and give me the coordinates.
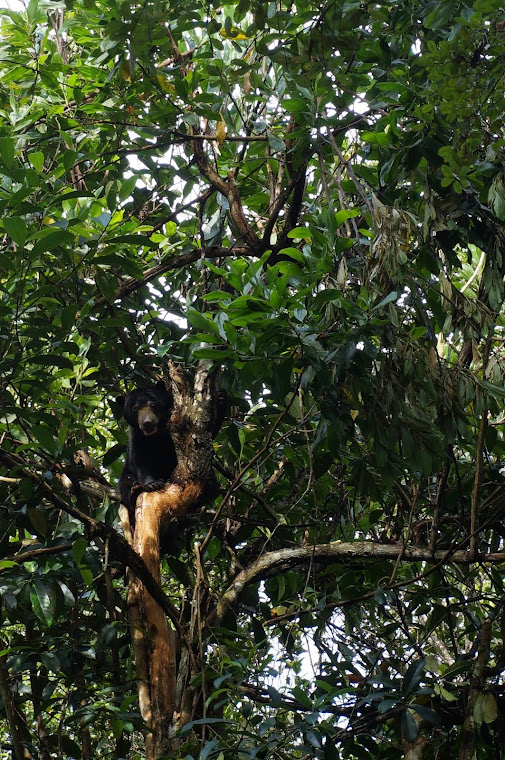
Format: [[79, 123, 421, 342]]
[[130, 479, 167, 504]]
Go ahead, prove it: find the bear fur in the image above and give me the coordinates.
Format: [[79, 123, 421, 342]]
[[117, 380, 177, 519]]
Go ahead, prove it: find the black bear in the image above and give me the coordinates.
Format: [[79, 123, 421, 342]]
[[117, 380, 177, 518]]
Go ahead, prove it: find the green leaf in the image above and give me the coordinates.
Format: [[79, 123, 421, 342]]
[[187, 308, 220, 335], [62, 150, 79, 171], [372, 291, 397, 311], [474, 692, 498, 724], [104, 234, 153, 246], [411, 704, 441, 727], [30, 581, 54, 627], [324, 738, 340, 760], [378, 698, 398, 713], [481, 380, 505, 399], [267, 132, 286, 153], [283, 98, 309, 113], [474, 0, 502, 8], [59, 737, 83, 757], [111, 719, 123, 739], [335, 208, 360, 226], [191, 347, 236, 359], [403, 659, 425, 696], [424, 3, 455, 29], [361, 130, 390, 146], [306, 729, 322, 748], [29, 151, 45, 172], [57, 581, 75, 607], [274, 246, 305, 262], [287, 227, 312, 240], [103, 443, 125, 468], [31, 425, 57, 455], [3, 216, 27, 246], [206, 536, 221, 559], [33, 355, 74, 369], [291, 685, 312, 709], [267, 685, 282, 706], [0, 137, 15, 168], [31, 230, 74, 256], [180, 717, 233, 736], [401, 708, 418, 742], [72, 537, 88, 566], [437, 686, 458, 702], [483, 693, 498, 724], [182, 112, 199, 126], [27, 507, 48, 536], [41, 651, 61, 673], [79, 567, 94, 586], [0, 561, 17, 569], [119, 175, 138, 202]]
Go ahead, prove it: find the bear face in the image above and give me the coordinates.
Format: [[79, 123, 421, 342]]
[[119, 380, 173, 436]]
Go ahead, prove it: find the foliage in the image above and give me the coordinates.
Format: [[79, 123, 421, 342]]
[[1, 0, 505, 758]]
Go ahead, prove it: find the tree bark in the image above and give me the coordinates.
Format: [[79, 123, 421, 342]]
[[123, 362, 223, 759], [458, 619, 492, 760], [212, 542, 503, 625], [25, 616, 51, 760], [403, 711, 428, 760]]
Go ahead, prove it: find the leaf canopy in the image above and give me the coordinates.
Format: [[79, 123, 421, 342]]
[[1, 0, 505, 758]]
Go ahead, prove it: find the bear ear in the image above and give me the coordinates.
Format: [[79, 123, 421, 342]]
[[156, 379, 167, 391], [116, 395, 126, 408]]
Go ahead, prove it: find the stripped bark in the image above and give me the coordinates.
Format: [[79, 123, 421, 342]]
[[123, 362, 224, 759]]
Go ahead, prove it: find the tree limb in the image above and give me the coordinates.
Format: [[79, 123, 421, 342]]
[[95, 245, 249, 306], [458, 619, 492, 760], [0, 450, 182, 634], [469, 339, 491, 558], [191, 128, 262, 252], [261, 166, 306, 248], [211, 542, 505, 625], [1, 543, 72, 565]]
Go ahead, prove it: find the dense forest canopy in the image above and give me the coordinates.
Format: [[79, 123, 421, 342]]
[[1, 0, 505, 757]]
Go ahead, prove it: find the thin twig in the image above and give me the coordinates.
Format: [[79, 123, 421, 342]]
[[470, 339, 491, 558]]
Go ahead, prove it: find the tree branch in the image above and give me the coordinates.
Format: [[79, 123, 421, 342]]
[[1, 543, 72, 565], [470, 339, 491, 558], [190, 128, 262, 252], [0, 451, 182, 634], [261, 166, 306, 248], [458, 619, 492, 760], [95, 245, 248, 306], [211, 542, 505, 625]]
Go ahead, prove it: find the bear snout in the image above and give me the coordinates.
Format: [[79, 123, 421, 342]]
[[138, 408, 159, 436]]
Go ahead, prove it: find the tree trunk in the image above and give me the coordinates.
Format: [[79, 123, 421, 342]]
[[122, 361, 223, 759]]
